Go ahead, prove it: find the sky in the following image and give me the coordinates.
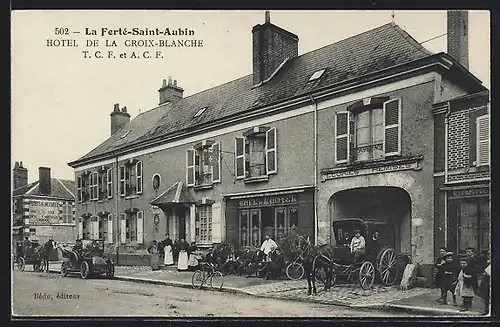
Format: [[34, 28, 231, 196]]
[[11, 10, 490, 183]]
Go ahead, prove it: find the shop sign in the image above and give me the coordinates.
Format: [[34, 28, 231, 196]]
[[238, 195, 298, 208], [449, 188, 490, 199], [322, 161, 419, 181], [28, 199, 60, 224]]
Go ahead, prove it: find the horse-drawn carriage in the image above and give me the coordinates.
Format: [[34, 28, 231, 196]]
[[60, 239, 115, 279], [14, 240, 43, 272], [329, 218, 407, 289]]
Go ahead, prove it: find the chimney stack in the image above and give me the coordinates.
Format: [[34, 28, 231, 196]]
[[252, 10, 299, 85], [158, 76, 184, 105], [13, 161, 28, 190], [38, 167, 51, 196], [110, 102, 131, 135], [447, 10, 469, 69]]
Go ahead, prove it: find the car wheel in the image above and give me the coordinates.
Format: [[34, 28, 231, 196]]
[[80, 261, 90, 279], [61, 263, 68, 277]]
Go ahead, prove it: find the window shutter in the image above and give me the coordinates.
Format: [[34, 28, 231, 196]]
[[107, 214, 113, 244], [107, 168, 113, 199], [120, 166, 126, 196], [211, 142, 222, 183], [120, 214, 126, 244], [211, 202, 222, 244], [190, 205, 196, 243], [91, 217, 98, 239], [78, 217, 83, 239], [98, 174, 103, 200], [266, 128, 278, 175], [136, 161, 143, 194], [235, 137, 246, 179], [186, 149, 195, 186], [335, 111, 350, 164], [476, 114, 490, 167], [136, 211, 144, 244], [383, 98, 402, 156], [77, 176, 82, 202]]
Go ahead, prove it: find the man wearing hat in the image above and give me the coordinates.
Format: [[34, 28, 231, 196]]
[[350, 229, 366, 262], [437, 252, 458, 305]]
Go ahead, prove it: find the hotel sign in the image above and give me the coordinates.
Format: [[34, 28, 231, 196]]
[[238, 195, 298, 208], [449, 187, 490, 199], [28, 199, 60, 224], [322, 161, 419, 181]]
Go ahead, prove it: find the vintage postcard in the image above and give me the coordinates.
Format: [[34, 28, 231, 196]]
[[11, 10, 491, 318]]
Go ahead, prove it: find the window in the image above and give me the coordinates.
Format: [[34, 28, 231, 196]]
[[98, 171, 106, 200], [335, 98, 401, 164], [235, 127, 277, 180], [476, 114, 490, 167], [194, 107, 207, 118], [106, 168, 113, 198], [152, 174, 161, 191], [458, 198, 490, 253], [61, 202, 72, 223], [308, 69, 325, 82], [90, 172, 99, 200], [186, 141, 222, 187], [126, 214, 137, 242], [78, 173, 90, 202], [196, 205, 212, 244], [30, 227, 36, 235], [122, 211, 144, 243], [120, 160, 143, 196]]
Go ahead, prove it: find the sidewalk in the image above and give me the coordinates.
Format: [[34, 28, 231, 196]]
[[44, 263, 487, 317]]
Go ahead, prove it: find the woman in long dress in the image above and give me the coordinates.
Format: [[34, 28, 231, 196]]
[[177, 238, 189, 271], [188, 242, 202, 271], [162, 234, 174, 266], [148, 241, 160, 271]]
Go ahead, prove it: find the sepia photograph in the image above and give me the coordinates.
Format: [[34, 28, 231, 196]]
[[11, 9, 491, 318]]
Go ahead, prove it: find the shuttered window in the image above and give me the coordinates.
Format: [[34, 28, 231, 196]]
[[383, 98, 402, 156], [211, 202, 222, 243], [120, 214, 127, 244], [235, 137, 246, 179], [106, 168, 113, 199], [136, 161, 143, 194], [476, 114, 490, 167], [211, 142, 222, 183], [107, 214, 113, 244], [266, 128, 277, 174], [77, 176, 82, 202], [136, 211, 144, 244], [186, 149, 195, 186], [119, 166, 126, 196], [196, 205, 212, 244], [335, 111, 350, 163]]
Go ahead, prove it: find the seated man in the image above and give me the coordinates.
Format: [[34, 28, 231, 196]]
[[350, 229, 366, 262], [73, 239, 83, 255]]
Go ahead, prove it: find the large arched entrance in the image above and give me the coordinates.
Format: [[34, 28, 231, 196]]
[[329, 186, 412, 254]]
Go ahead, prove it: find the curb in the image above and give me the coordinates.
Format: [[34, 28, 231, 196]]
[[45, 269, 481, 316]]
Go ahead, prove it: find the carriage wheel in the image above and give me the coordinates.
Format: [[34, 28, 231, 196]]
[[40, 258, 48, 272], [80, 261, 90, 279], [192, 270, 205, 289], [17, 257, 26, 272], [378, 248, 398, 286], [286, 262, 304, 280], [61, 263, 68, 277], [359, 261, 375, 290], [210, 271, 224, 291]]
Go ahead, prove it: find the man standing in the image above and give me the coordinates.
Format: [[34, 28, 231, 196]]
[[260, 234, 278, 260]]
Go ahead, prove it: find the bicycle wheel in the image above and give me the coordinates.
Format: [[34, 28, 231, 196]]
[[210, 271, 224, 291], [286, 262, 304, 280], [17, 257, 26, 272], [191, 270, 205, 290]]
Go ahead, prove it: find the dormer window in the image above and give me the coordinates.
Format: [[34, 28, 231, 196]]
[[194, 107, 207, 118], [308, 69, 325, 82], [186, 140, 222, 188], [235, 126, 277, 182]]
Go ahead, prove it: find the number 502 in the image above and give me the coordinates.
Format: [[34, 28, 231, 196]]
[[55, 28, 69, 35]]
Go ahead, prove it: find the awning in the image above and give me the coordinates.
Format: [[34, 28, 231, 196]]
[[150, 181, 195, 206]]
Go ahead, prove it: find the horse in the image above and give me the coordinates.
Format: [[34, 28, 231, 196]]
[[36, 239, 57, 272], [297, 236, 335, 295]]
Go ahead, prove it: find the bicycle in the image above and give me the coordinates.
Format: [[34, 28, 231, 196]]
[[286, 255, 305, 280], [191, 262, 224, 291]]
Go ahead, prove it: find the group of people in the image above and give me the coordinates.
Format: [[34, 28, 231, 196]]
[[434, 247, 490, 314], [147, 234, 203, 272]]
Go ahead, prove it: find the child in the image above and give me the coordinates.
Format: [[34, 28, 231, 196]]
[[478, 255, 491, 315], [350, 229, 366, 262], [434, 247, 448, 293], [437, 252, 458, 305], [455, 255, 478, 312]]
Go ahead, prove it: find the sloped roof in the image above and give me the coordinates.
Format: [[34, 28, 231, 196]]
[[150, 181, 195, 206], [12, 179, 76, 200], [72, 23, 441, 164]]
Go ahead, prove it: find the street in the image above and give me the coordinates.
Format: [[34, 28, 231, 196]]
[[12, 271, 417, 317]]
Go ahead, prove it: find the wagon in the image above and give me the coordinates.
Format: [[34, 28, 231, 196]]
[[15, 240, 43, 272], [329, 218, 407, 289], [60, 239, 114, 279]]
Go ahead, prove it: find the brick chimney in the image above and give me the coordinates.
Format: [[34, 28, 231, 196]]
[[158, 77, 184, 105], [110, 103, 131, 135], [38, 167, 51, 196], [447, 10, 469, 69], [13, 161, 28, 190], [252, 11, 299, 85]]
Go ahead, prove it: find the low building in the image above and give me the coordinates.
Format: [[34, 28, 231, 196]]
[[12, 163, 76, 245]]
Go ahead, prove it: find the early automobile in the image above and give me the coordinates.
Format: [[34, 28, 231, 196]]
[[60, 239, 114, 279]]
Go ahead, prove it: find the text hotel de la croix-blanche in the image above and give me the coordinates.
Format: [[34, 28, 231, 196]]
[[46, 27, 203, 59]]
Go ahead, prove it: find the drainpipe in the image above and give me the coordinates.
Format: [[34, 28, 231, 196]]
[[309, 95, 319, 245], [114, 154, 120, 264], [443, 102, 451, 247]]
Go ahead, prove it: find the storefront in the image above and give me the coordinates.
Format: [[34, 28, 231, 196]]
[[224, 186, 315, 248], [446, 184, 490, 255]]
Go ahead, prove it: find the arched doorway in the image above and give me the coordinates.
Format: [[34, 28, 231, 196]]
[[329, 186, 412, 254]]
